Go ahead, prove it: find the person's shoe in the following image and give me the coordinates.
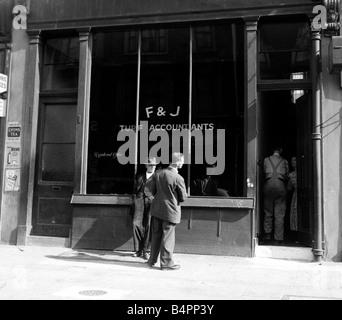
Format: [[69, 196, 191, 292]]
[[161, 265, 181, 271], [142, 252, 150, 261], [146, 260, 155, 268], [132, 251, 142, 258]]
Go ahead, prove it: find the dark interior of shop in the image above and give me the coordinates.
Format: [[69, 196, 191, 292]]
[[258, 90, 312, 247]]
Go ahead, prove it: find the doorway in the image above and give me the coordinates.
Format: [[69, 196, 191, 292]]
[[257, 90, 313, 248], [32, 98, 77, 238]]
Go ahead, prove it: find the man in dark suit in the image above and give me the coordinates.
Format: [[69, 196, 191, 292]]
[[132, 157, 157, 260], [147, 153, 188, 271]]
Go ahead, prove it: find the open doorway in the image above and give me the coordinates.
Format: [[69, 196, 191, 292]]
[[257, 90, 313, 248]]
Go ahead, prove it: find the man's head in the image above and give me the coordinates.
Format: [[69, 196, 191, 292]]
[[144, 157, 157, 173], [171, 152, 185, 170], [273, 146, 283, 155]]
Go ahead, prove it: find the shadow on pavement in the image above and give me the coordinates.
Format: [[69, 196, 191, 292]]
[[45, 250, 159, 270]]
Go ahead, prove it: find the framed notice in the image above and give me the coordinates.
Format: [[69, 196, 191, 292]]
[[5, 169, 20, 192]]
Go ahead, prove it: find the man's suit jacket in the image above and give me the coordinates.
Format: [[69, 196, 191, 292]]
[[148, 167, 188, 224], [133, 173, 155, 199]]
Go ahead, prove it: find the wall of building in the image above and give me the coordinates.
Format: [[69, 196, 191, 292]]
[[27, 0, 314, 30], [0, 27, 30, 245], [321, 35, 342, 262], [0, 0, 14, 243], [2, 0, 334, 261]]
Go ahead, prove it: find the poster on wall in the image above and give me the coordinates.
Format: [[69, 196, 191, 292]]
[[5, 143, 21, 168], [0, 73, 8, 94], [5, 122, 22, 192], [7, 122, 21, 142], [5, 169, 20, 192]]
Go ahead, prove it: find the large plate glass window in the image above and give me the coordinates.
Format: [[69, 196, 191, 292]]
[[87, 30, 138, 195], [191, 23, 245, 197], [138, 26, 190, 183], [87, 21, 245, 197]]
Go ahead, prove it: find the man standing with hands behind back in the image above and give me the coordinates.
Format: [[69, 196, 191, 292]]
[[147, 152, 188, 271]]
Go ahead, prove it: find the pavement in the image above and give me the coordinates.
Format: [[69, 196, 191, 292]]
[[0, 244, 342, 301]]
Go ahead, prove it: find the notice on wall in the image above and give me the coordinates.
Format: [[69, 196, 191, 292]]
[[5, 143, 21, 168], [5, 122, 22, 192], [5, 169, 20, 192], [0, 73, 8, 94], [7, 122, 21, 142]]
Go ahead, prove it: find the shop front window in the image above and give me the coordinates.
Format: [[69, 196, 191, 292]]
[[87, 22, 245, 197], [87, 30, 138, 195], [191, 24, 245, 197], [138, 26, 190, 184]]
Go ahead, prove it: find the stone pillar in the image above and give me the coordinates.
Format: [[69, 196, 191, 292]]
[[74, 28, 92, 194], [17, 30, 41, 246], [245, 17, 259, 253], [245, 17, 259, 200]]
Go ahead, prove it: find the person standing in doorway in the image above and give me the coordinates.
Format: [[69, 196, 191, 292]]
[[147, 152, 188, 271], [132, 157, 158, 260], [263, 146, 289, 245], [287, 156, 298, 240]]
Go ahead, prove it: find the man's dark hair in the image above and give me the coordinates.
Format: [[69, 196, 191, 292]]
[[272, 146, 282, 153]]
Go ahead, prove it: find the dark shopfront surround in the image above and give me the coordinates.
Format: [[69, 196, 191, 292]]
[[71, 22, 255, 257], [69, 17, 311, 256], [20, 0, 316, 257]]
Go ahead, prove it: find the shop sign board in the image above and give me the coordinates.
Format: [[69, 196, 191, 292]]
[[0, 73, 8, 94]]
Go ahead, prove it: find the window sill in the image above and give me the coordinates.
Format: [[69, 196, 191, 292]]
[[71, 194, 132, 205], [71, 194, 255, 209]]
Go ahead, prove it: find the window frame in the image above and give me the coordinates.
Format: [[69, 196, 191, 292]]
[[84, 22, 246, 197], [41, 35, 80, 94], [257, 18, 312, 88]]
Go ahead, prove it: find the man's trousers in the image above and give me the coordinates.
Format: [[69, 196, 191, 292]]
[[263, 178, 287, 241], [133, 197, 152, 253], [149, 216, 176, 268]]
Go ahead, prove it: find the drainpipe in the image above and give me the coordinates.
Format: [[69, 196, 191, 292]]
[[311, 28, 324, 263]]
